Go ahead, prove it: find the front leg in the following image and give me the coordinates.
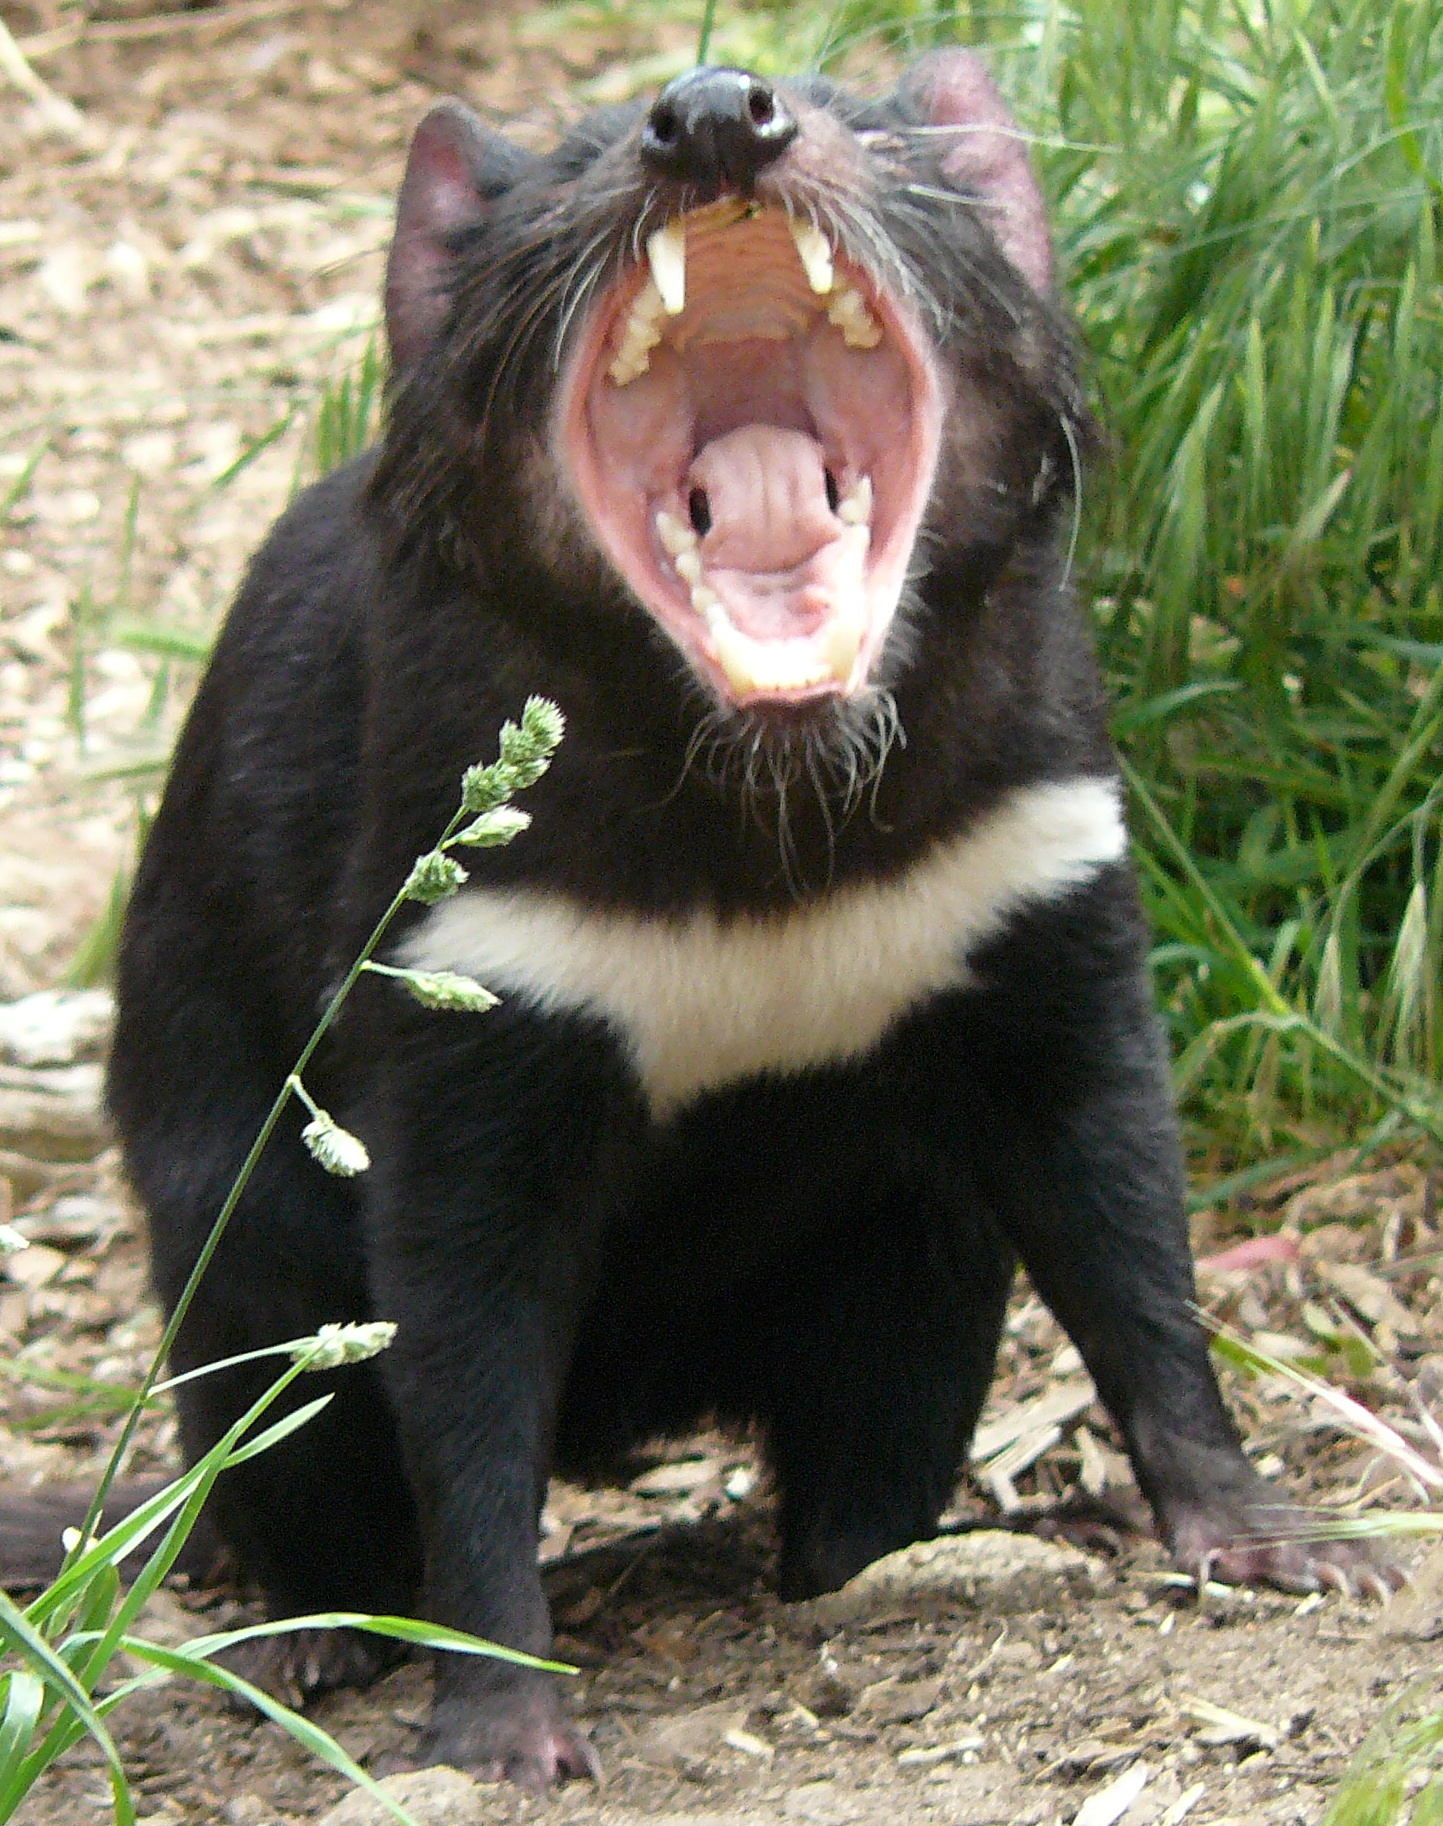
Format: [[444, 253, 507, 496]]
[[359, 1003, 640, 1787], [943, 867, 1396, 1595]]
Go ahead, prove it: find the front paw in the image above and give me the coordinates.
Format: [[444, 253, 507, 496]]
[[218, 1625, 404, 1710], [1167, 1487, 1404, 1600], [421, 1669, 599, 1793]]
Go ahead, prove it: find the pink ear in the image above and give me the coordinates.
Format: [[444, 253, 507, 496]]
[[386, 101, 523, 373], [901, 51, 1053, 294]]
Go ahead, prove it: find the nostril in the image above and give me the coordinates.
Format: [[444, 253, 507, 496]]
[[746, 82, 776, 127], [649, 100, 679, 146], [688, 487, 713, 538], [824, 470, 840, 515]]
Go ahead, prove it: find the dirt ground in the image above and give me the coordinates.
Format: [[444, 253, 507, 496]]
[[1, 4, 1441, 1823]]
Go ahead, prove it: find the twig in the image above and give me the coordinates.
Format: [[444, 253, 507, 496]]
[[19, 0, 308, 61], [0, 13, 95, 144]]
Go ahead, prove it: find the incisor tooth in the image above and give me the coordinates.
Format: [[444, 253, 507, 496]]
[[655, 510, 697, 557], [788, 216, 834, 295], [646, 221, 686, 316], [708, 617, 847, 693], [708, 618, 837, 698], [674, 547, 703, 588], [836, 474, 874, 526]]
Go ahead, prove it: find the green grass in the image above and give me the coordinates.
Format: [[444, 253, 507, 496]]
[[758, 0, 1443, 1166], [1324, 1694, 1443, 1826], [1040, 0, 1443, 1165]]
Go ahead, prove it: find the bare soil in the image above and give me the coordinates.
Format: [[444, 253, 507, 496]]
[[1, 6, 1440, 1823]]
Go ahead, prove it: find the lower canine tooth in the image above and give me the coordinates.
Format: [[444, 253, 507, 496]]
[[655, 510, 697, 557], [836, 475, 874, 525], [823, 609, 865, 681]]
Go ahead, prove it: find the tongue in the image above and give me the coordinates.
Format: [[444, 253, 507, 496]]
[[688, 425, 852, 641]]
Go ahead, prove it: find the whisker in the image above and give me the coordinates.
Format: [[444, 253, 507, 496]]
[[1058, 411, 1084, 592]]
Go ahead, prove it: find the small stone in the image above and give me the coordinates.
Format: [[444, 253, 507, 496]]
[[634, 1698, 748, 1772], [0, 990, 113, 1067], [1379, 1539, 1443, 1641], [3, 1240, 67, 1288], [855, 1675, 941, 1724], [313, 1766, 489, 1826], [796, 1531, 1100, 1627]]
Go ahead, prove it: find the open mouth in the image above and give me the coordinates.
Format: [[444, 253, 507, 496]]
[[559, 199, 943, 708]]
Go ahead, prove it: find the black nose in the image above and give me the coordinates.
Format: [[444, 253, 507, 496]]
[[641, 67, 798, 195]]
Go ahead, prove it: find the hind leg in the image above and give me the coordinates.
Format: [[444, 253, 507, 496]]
[[764, 1152, 1014, 1600], [164, 1206, 420, 1694], [110, 984, 420, 1690]]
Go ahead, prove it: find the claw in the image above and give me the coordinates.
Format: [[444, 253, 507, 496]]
[[1316, 1561, 1354, 1599], [573, 1733, 604, 1785]]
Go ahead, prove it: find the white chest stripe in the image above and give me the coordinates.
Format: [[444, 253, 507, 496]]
[[403, 775, 1126, 1116]]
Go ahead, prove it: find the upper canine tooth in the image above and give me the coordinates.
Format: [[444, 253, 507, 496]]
[[646, 221, 686, 316], [788, 217, 834, 295]]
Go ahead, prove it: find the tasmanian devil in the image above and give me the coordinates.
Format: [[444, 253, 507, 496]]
[[105, 53, 1388, 1792]]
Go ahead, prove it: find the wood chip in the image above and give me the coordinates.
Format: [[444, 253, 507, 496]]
[[1180, 1697, 1280, 1750], [1316, 1260, 1420, 1336], [0, 1086, 110, 1163], [723, 1727, 774, 1759], [971, 1378, 1096, 1506], [1072, 1760, 1150, 1826], [971, 1378, 1097, 1464], [629, 1456, 719, 1495], [1158, 1782, 1207, 1826], [896, 1736, 984, 1767]]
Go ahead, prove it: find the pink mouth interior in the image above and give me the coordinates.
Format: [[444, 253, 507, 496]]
[[560, 206, 941, 707]]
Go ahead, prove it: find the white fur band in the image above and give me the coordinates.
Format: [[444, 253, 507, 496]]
[[404, 774, 1127, 1116]]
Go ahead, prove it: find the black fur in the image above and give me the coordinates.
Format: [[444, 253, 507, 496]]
[[106, 58, 1376, 1791]]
